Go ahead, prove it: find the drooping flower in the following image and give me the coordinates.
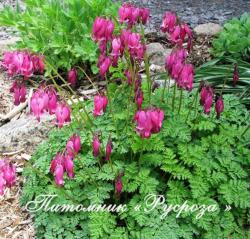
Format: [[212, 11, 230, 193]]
[[32, 55, 45, 74], [134, 108, 164, 138], [1, 51, 45, 78], [105, 20, 115, 41], [139, 8, 150, 25], [92, 17, 106, 41], [2, 163, 16, 187], [66, 134, 81, 157], [112, 37, 122, 56], [20, 53, 33, 77], [10, 81, 27, 106], [93, 94, 108, 117], [0, 159, 16, 195], [134, 110, 153, 138], [50, 153, 65, 186], [50, 153, 64, 174], [98, 40, 107, 54], [55, 164, 64, 186], [115, 174, 123, 195], [233, 64, 239, 86], [92, 17, 114, 42], [55, 103, 71, 128], [30, 89, 48, 121], [149, 108, 165, 134], [178, 64, 194, 91], [165, 48, 188, 77], [127, 32, 141, 50], [64, 154, 74, 179], [111, 37, 123, 66], [161, 11, 177, 33], [92, 134, 101, 157], [97, 55, 112, 77], [125, 69, 132, 85], [200, 86, 214, 114], [119, 3, 140, 27], [135, 88, 144, 109], [67, 68, 78, 88], [171, 59, 184, 80], [170, 25, 181, 42], [215, 95, 224, 119], [46, 88, 57, 114], [134, 74, 142, 93], [105, 137, 112, 161]]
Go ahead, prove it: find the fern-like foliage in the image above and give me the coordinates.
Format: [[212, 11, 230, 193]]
[[21, 86, 250, 238]]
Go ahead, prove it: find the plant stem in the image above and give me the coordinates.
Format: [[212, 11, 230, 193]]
[[185, 89, 199, 121], [178, 89, 183, 114], [138, 139, 144, 170], [193, 89, 200, 119], [139, 22, 152, 104], [166, 77, 171, 105], [46, 60, 94, 128], [241, 124, 250, 137], [172, 83, 177, 111], [125, 51, 135, 132], [105, 75, 119, 138], [76, 66, 99, 93], [161, 74, 169, 102]]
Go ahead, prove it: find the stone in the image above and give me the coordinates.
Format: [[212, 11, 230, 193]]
[[0, 115, 54, 152], [146, 42, 172, 66], [194, 23, 223, 36], [0, 37, 20, 54], [154, 79, 175, 88]]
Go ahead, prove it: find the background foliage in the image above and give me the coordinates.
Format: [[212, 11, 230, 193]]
[[0, 0, 118, 74], [196, 13, 250, 105], [21, 84, 250, 239], [212, 13, 250, 61]]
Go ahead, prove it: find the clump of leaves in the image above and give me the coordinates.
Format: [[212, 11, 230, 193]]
[[212, 13, 250, 61], [21, 83, 250, 238], [195, 58, 250, 106], [0, 0, 118, 74]]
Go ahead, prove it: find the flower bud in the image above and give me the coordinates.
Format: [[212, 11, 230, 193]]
[[215, 95, 224, 119], [105, 137, 113, 161], [233, 64, 239, 86], [93, 134, 101, 157], [67, 68, 78, 88]]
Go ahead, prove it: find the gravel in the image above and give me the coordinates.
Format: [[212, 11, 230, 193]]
[[122, 0, 250, 32]]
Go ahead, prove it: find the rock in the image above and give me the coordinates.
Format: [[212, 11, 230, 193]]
[[149, 64, 165, 73], [146, 43, 172, 66], [0, 115, 54, 152], [154, 79, 175, 88], [194, 23, 223, 36], [0, 37, 20, 54]]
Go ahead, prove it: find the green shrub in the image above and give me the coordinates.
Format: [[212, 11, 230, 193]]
[[212, 13, 250, 61], [21, 84, 250, 239], [0, 0, 118, 74]]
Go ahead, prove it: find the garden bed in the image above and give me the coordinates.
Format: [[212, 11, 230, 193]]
[[0, 1, 249, 239]]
